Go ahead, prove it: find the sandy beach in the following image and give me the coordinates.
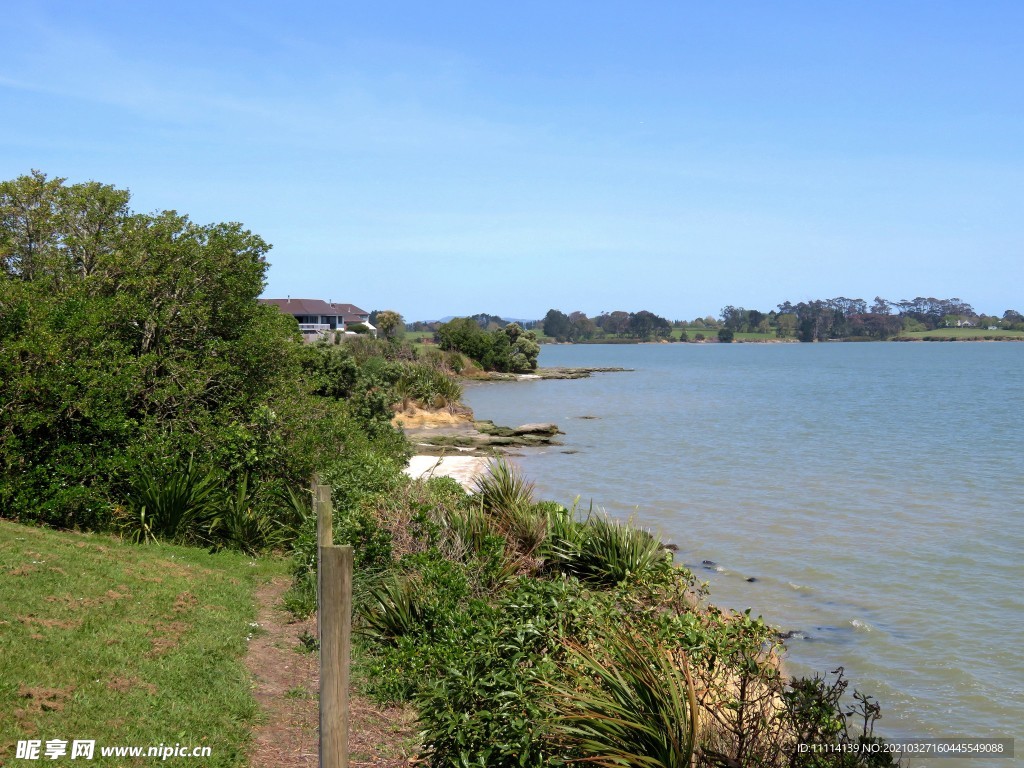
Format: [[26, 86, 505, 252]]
[[403, 454, 492, 490]]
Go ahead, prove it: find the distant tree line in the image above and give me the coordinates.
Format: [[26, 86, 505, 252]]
[[410, 296, 1022, 347], [542, 308, 674, 342], [724, 296, 1023, 341], [536, 298, 1023, 344]]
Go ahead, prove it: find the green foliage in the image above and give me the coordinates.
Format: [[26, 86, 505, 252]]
[[783, 670, 896, 768], [437, 317, 539, 372], [394, 362, 463, 410], [547, 512, 671, 588], [0, 171, 330, 530], [551, 629, 698, 768], [412, 614, 558, 768], [118, 458, 221, 545], [437, 316, 493, 361], [473, 458, 536, 516], [209, 475, 290, 556], [361, 576, 431, 643], [374, 309, 405, 340], [116, 462, 303, 555]]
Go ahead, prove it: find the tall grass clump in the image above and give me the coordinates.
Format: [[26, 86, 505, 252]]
[[208, 475, 288, 555], [551, 628, 698, 768], [546, 511, 669, 588], [474, 457, 535, 515], [473, 458, 551, 558], [361, 576, 430, 643], [395, 362, 463, 410], [119, 458, 220, 544]]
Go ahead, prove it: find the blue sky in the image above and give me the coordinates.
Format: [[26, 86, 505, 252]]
[[2, 1, 1021, 321]]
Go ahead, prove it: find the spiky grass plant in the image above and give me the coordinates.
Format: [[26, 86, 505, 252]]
[[546, 511, 668, 588], [208, 475, 284, 555], [552, 629, 699, 768], [472, 458, 550, 556], [122, 458, 220, 544], [395, 363, 464, 410], [360, 576, 429, 643], [578, 516, 667, 586], [443, 503, 497, 559], [473, 458, 535, 517]]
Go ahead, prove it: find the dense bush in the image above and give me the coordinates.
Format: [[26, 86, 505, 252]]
[[0, 172, 411, 560], [437, 317, 540, 372]]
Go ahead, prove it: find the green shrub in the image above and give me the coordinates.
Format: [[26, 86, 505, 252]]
[[547, 512, 670, 588], [474, 458, 535, 517], [551, 629, 698, 768], [361, 576, 431, 643], [119, 458, 220, 545], [395, 363, 463, 410], [208, 475, 288, 555]]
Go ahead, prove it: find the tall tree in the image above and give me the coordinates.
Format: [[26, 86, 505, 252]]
[[543, 308, 571, 340], [374, 309, 405, 341], [0, 171, 310, 529]]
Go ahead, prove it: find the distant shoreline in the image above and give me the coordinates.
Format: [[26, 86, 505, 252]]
[[534, 335, 1024, 344]]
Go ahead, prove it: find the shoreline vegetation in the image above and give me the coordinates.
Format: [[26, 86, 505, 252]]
[[2, 172, 899, 765], [409, 300, 1024, 346], [390, 354, 898, 765]]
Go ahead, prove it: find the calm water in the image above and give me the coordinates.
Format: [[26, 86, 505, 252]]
[[464, 342, 1023, 751]]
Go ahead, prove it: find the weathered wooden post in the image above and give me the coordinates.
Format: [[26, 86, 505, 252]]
[[315, 482, 332, 649], [319, 543, 352, 768], [316, 483, 333, 548]]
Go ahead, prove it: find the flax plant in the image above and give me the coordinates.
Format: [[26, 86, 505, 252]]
[[552, 628, 699, 768]]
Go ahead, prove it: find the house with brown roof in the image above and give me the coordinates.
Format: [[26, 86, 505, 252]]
[[259, 298, 375, 340]]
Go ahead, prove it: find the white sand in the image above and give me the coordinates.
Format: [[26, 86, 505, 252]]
[[403, 454, 491, 491]]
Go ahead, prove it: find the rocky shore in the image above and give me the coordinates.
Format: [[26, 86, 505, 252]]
[[398, 365, 631, 484], [474, 365, 631, 380]]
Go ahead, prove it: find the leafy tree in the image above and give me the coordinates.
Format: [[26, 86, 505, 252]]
[[485, 323, 539, 372], [596, 310, 630, 336], [628, 310, 671, 339], [437, 317, 537, 372], [0, 171, 380, 530], [469, 312, 506, 330], [721, 305, 745, 331], [543, 308, 570, 340], [870, 297, 892, 315], [849, 313, 903, 339], [717, 328, 735, 343], [437, 317, 492, 360], [567, 311, 597, 341], [1002, 309, 1024, 330], [374, 309, 405, 341]]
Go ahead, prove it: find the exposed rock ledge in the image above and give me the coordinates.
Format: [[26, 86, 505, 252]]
[[402, 419, 563, 456], [477, 366, 631, 381]]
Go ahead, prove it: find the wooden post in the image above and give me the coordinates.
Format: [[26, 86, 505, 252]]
[[316, 483, 333, 548], [319, 544, 352, 768], [316, 483, 333, 668]]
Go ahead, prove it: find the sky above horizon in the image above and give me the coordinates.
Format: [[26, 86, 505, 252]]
[[2, 1, 1021, 321]]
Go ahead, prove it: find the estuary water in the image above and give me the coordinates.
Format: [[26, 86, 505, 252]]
[[463, 342, 1023, 750]]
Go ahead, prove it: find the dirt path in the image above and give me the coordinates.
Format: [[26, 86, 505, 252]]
[[245, 579, 418, 767]]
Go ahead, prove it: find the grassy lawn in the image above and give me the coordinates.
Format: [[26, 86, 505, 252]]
[[0, 519, 289, 766], [899, 328, 1024, 340]]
